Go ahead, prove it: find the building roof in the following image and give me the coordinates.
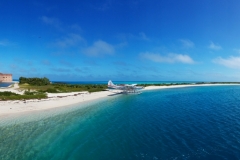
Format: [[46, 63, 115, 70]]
[[0, 73, 12, 75]]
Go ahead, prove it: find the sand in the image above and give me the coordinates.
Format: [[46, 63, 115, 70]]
[[143, 83, 240, 90], [0, 90, 115, 117], [1, 83, 240, 117]]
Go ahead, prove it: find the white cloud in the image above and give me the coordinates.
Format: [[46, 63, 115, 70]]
[[53, 34, 85, 48], [42, 60, 51, 66], [115, 41, 128, 48], [95, 0, 113, 11], [70, 24, 82, 31], [41, 16, 59, 25], [83, 40, 114, 56], [0, 41, 7, 46], [139, 32, 149, 41], [0, 39, 12, 46], [117, 32, 150, 41], [180, 39, 194, 48], [209, 41, 222, 50], [59, 60, 74, 67], [140, 52, 195, 64], [50, 68, 71, 72], [233, 49, 240, 54], [40, 16, 62, 30], [130, 32, 150, 41], [213, 56, 240, 69]]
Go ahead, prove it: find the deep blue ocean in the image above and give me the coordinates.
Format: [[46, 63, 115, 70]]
[[1, 85, 240, 159], [0, 82, 13, 87]]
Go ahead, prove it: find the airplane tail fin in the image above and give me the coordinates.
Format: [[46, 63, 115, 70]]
[[108, 80, 114, 86]]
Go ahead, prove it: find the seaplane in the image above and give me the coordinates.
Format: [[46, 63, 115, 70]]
[[107, 80, 144, 94]]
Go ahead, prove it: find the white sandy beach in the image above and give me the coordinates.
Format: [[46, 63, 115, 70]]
[[143, 83, 240, 90], [1, 83, 240, 117], [0, 90, 114, 117]]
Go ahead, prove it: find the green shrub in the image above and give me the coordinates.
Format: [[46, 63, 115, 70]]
[[24, 91, 35, 95], [0, 91, 47, 101], [45, 88, 59, 93], [0, 91, 18, 96], [19, 77, 50, 86]]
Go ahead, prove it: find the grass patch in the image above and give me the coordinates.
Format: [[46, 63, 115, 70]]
[[19, 83, 108, 93], [0, 91, 47, 101]]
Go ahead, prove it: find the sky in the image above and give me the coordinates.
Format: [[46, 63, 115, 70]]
[[1, 0, 240, 81]]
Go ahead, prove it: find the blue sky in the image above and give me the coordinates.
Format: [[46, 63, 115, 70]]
[[1, 0, 240, 81]]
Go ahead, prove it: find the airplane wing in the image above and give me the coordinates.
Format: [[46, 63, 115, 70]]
[[108, 80, 143, 91], [125, 84, 136, 86], [108, 80, 126, 90], [108, 85, 125, 90]]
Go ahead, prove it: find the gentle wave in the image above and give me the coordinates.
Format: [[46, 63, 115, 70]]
[[1, 85, 240, 159]]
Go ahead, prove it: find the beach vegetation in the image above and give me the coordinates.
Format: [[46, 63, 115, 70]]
[[0, 91, 47, 101], [19, 83, 107, 93], [18, 77, 107, 93], [19, 77, 50, 86]]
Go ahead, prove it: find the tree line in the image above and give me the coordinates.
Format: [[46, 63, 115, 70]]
[[19, 77, 50, 85]]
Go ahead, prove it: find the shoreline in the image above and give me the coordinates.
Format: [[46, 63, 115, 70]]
[[143, 83, 240, 90], [1, 83, 240, 120], [0, 91, 115, 117]]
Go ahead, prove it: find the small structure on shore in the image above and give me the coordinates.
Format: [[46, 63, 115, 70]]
[[0, 73, 12, 82]]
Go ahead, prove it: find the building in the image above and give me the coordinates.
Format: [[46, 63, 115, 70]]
[[0, 73, 12, 82]]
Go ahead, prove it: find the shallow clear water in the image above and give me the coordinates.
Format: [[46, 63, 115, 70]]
[[1, 86, 240, 160]]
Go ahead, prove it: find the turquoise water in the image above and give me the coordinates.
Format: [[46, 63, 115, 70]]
[[1, 85, 240, 159]]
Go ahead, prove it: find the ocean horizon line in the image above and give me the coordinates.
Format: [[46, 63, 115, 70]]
[[8, 79, 240, 85]]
